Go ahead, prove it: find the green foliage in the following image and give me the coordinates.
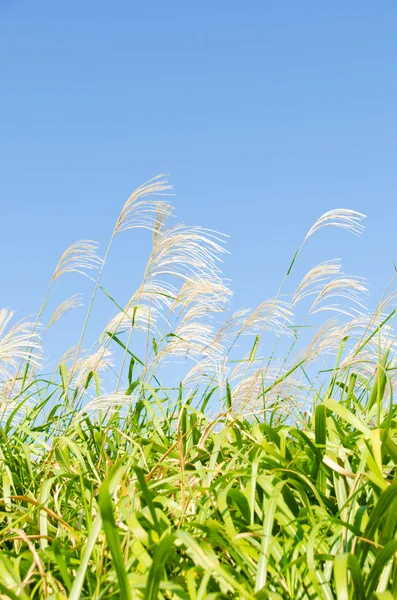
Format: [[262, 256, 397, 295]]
[[0, 378, 397, 599]]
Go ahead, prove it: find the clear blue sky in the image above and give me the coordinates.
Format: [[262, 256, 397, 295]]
[[1, 2, 397, 363]]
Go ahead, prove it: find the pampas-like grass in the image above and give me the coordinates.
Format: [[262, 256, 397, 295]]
[[304, 208, 366, 241], [4, 177, 397, 597], [47, 294, 83, 329], [0, 309, 42, 383], [113, 175, 173, 236], [50, 240, 102, 283], [5, 176, 396, 420]]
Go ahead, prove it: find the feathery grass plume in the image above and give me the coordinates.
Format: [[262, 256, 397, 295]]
[[171, 277, 232, 314], [231, 365, 305, 414], [51, 240, 102, 283], [101, 280, 177, 344], [285, 209, 366, 280], [47, 294, 83, 329], [309, 275, 368, 315], [303, 318, 348, 362], [338, 314, 397, 369], [99, 279, 178, 374], [339, 347, 388, 379], [153, 201, 174, 246], [304, 208, 366, 241], [9, 242, 99, 396], [151, 320, 221, 369], [58, 344, 80, 366], [183, 356, 229, 389], [178, 302, 219, 325], [371, 291, 397, 327], [70, 344, 114, 390], [127, 279, 178, 312], [0, 394, 34, 421], [113, 175, 173, 236], [180, 310, 242, 390], [240, 298, 294, 337], [144, 225, 228, 282], [213, 308, 251, 345], [292, 260, 342, 304], [149, 279, 232, 371], [77, 393, 135, 418], [105, 304, 163, 336], [0, 309, 42, 382], [70, 177, 173, 378]]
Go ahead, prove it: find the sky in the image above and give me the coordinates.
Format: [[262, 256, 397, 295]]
[[1, 1, 397, 366]]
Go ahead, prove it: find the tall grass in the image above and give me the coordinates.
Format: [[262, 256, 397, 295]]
[[1, 177, 397, 599]]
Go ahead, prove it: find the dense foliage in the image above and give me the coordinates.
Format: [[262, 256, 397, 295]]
[[1, 177, 397, 598]]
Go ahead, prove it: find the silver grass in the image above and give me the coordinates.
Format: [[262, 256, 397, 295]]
[[113, 176, 173, 236], [183, 356, 229, 389], [338, 316, 397, 373], [372, 291, 397, 323], [339, 348, 392, 379], [229, 355, 277, 383], [69, 177, 172, 375], [77, 393, 135, 417], [129, 280, 178, 311], [309, 276, 368, 315], [303, 312, 397, 367], [293, 260, 342, 305], [213, 308, 251, 346], [58, 344, 80, 366], [152, 321, 221, 367], [144, 225, 228, 282], [232, 367, 305, 413], [304, 209, 366, 242], [178, 303, 218, 325], [153, 201, 174, 246], [99, 280, 178, 361], [172, 277, 232, 314], [241, 298, 294, 337], [0, 309, 42, 382], [303, 318, 348, 362], [47, 294, 83, 329], [51, 240, 102, 283], [104, 304, 163, 336], [178, 308, 243, 388], [70, 345, 114, 389], [0, 394, 34, 420], [153, 285, 232, 368], [1, 375, 21, 399]]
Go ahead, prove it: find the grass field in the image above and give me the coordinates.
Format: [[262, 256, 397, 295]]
[[1, 177, 397, 599]]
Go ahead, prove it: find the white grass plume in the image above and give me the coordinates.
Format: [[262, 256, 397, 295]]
[[172, 277, 232, 314], [77, 393, 135, 417], [128, 280, 178, 312], [241, 298, 294, 337], [47, 294, 83, 329], [104, 304, 162, 336], [144, 225, 227, 282], [183, 356, 229, 389], [152, 321, 221, 368], [113, 175, 173, 236], [304, 209, 366, 242], [51, 241, 102, 283], [0, 309, 42, 382], [232, 366, 305, 413], [309, 276, 368, 315], [293, 260, 342, 305], [70, 345, 114, 390]]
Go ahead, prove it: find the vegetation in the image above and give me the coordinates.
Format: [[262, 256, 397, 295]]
[[1, 177, 397, 599]]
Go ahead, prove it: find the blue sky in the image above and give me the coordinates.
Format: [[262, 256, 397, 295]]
[[1, 2, 397, 364]]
